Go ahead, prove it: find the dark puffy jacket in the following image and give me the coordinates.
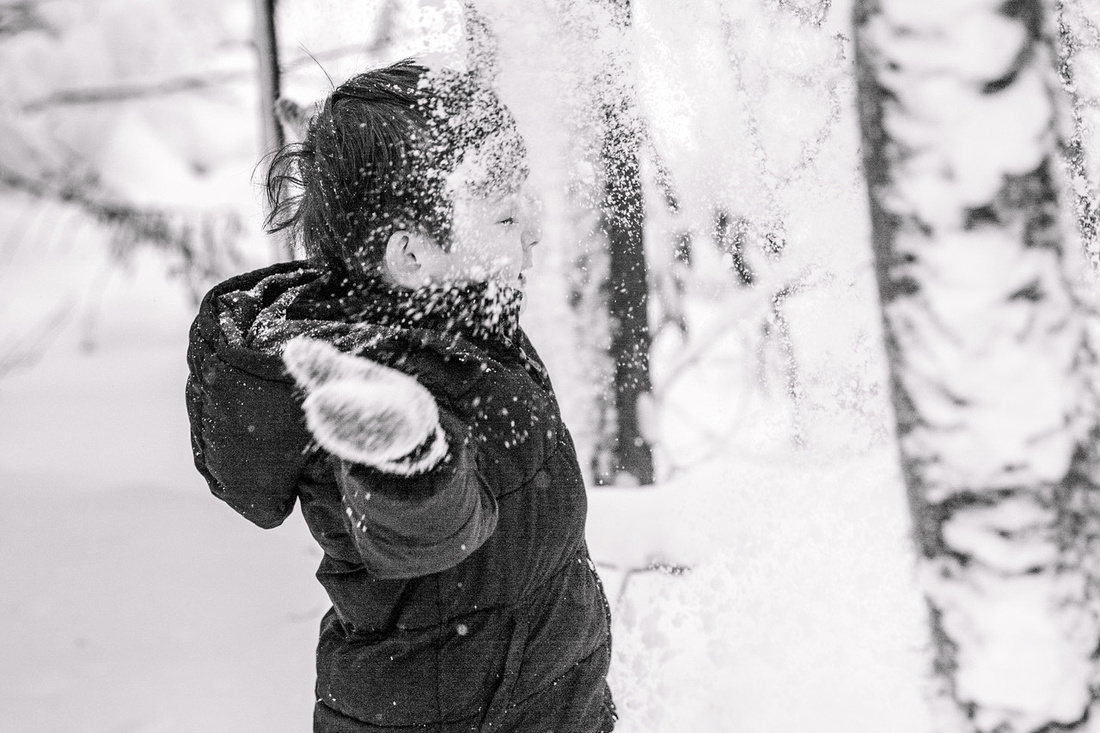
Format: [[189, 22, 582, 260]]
[[185, 261, 615, 733]]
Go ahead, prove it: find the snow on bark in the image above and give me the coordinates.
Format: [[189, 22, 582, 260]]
[[1055, 0, 1100, 269], [596, 54, 655, 486], [853, 0, 1100, 730], [547, 0, 654, 487], [561, 94, 654, 486]]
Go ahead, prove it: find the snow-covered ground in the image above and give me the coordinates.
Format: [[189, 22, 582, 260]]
[[0, 193, 935, 732], [0, 202, 315, 732]]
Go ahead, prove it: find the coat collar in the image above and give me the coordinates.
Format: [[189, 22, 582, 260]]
[[226, 261, 548, 389], [347, 275, 524, 347]]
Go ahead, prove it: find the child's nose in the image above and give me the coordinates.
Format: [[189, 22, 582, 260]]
[[519, 191, 542, 248], [521, 219, 541, 249]]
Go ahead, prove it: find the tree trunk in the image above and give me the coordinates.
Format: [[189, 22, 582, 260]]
[[596, 88, 654, 486], [253, 0, 283, 156], [853, 0, 1100, 731], [583, 0, 653, 486], [253, 0, 292, 261]]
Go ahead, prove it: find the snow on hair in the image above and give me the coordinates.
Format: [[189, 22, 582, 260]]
[[263, 59, 527, 283]]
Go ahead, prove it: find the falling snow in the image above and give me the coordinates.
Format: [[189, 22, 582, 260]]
[[3, 0, 1100, 731]]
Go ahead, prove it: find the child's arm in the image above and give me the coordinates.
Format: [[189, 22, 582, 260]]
[[283, 337, 497, 579]]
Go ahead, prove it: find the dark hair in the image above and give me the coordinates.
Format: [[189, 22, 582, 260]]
[[264, 60, 527, 282]]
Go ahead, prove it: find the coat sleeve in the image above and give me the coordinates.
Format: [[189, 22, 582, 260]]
[[333, 409, 499, 579]]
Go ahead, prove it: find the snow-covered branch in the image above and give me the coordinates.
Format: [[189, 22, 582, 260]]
[[0, 165, 246, 302]]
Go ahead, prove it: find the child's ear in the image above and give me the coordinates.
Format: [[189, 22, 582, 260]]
[[383, 230, 439, 288]]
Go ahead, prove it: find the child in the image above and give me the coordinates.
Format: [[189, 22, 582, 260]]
[[185, 60, 616, 732]]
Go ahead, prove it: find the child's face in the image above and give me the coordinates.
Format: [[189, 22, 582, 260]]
[[443, 183, 541, 290], [383, 128, 539, 293]]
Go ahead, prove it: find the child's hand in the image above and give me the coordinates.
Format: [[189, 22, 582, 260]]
[[282, 337, 448, 475]]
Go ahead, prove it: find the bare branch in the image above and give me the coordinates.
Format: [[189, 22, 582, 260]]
[[20, 68, 249, 112], [18, 43, 374, 112]]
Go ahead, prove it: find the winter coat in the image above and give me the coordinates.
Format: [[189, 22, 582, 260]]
[[185, 261, 615, 733]]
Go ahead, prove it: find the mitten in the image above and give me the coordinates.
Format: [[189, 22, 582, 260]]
[[282, 337, 448, 475]]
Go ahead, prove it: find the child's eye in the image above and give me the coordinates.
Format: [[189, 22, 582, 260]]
[[498, 217, 517, 226]]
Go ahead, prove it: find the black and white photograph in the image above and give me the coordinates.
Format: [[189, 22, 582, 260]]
[[3, 1, 1100, 731]]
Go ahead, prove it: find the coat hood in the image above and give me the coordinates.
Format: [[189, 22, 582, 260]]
[[186, 261, 322, 528]]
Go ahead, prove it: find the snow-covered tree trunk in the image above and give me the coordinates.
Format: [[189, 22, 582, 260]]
[[575, 0, 654, 486], [598, 75, 654, 486], [469, 0, 654, 485], [1055, 0, 1100, 269], [853, 0, 1100, 730]]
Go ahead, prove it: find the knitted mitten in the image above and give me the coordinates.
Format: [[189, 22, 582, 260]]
[[282, 337, 448, 475]]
